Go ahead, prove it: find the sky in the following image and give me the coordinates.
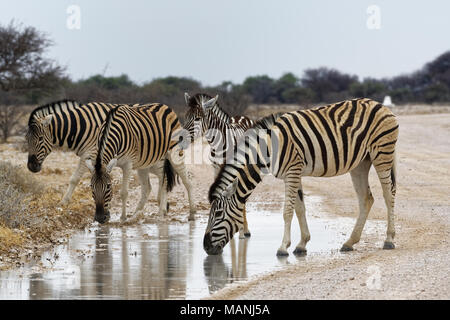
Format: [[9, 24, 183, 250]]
[[1, 0, 449, 86]]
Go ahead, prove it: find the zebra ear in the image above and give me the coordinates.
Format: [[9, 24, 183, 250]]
[[106, 158, 117, 173], [85, 159, 95, 173], [222, 178, 238, 198], [41, 114, 53, 127], [202, 95, 219, 110], [184, 92, 191, 105]]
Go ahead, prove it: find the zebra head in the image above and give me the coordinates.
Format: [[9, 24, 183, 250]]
[[26, 114, 54, 173], [86, 158, 117, 224], [184, 92, 219, 142], [204, 178, 242, 255]]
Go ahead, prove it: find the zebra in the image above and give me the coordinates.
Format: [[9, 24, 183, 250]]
[[183, 92, 269, 238], [26, 100, 195, 221], [87, 103, 192, 224], [183, 93, 255, 176], [204, 98, 399, 256]]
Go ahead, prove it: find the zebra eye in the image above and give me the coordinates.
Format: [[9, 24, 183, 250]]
[[214, 206, 223, 217]]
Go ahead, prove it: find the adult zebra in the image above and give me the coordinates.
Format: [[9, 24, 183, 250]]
[[26, 100, 195, 222], [183, 92, 279, 238], [88, 103, 192, 224], [204, 98, 399, 256], [183, 93, 255, 175]]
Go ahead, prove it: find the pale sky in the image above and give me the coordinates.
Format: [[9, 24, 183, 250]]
[[1, 0, 449, 86]]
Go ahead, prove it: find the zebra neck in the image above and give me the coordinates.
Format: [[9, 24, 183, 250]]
[[203, 110, 239, 152], [96, 128, 122, 169], [32, 101, 78, 149], [209, 105, 231, 123]]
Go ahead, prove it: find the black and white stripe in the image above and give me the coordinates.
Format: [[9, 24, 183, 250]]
[[88, 103, 195, 224], [184, 93, 255, 174], [26, 100, 195, 222], [184, 92, 278, 238], [204, 98, 399, 256]]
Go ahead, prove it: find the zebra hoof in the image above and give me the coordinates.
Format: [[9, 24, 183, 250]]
[[340, 244, 354, 252], [383, 241, 395, 250], [293, 247, 307, 256], [188, 214, 195, 221], [276, 249, 289, 257]]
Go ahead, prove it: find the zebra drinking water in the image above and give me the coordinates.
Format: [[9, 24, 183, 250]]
[[204, 98, 398, 256], [87, 103, 194, 223], [26, 100, 195, 222], [183, 93, 281, 238]]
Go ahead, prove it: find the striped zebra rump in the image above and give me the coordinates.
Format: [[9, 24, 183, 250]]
[[26, 100, 116, 171], [204, 99, 399, 255], [95, 103, 181, 171], [271, 98, 399, 178]]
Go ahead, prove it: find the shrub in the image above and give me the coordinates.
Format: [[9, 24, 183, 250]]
[[0, 161, 43, 228]]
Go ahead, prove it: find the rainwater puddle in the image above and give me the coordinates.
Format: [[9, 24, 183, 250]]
[[0, 197, 385, 299]]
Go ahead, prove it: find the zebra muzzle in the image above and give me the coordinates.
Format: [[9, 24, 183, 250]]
[[203, 232, 223, 255], [95, 205, 110, 224], [27, 155, 41, 173]]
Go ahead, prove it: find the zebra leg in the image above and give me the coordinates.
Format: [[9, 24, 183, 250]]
[[239, 206, 251, 239], [341, 157, 374, 251], [293, 183, 311, 255], [119, 161, 132, 222], [134, 168, 151, 215], [372, 153, 397, 250], [277, 176, 301, 256], [157, 167, 169, 217], [60, 158, 87, 205], [168, 150, 196, 220]]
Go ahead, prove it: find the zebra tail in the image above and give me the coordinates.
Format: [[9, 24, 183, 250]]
[[163, 159, 177, 193], [391, 149, 397, 189]]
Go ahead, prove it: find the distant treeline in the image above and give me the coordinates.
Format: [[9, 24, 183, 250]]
[[2, 21, 449, 141], [53, 50, 450, 117]]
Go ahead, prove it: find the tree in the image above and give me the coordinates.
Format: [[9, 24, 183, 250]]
[[0, 21, 65, 141], [301, 67, 358, 102], [242, 75, 276, 104], [206, 81, 252, 116], [0, 21, 64, 93], [79, 74, 135, 90], [274, 73, 299, 103], [281, 87, 316, 105], [349, 78, 387, 101]]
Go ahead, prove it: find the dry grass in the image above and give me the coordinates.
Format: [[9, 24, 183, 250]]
[[0, 225, 24, 253], [0, 160, 94, 267], [0, 161, 44, 228]]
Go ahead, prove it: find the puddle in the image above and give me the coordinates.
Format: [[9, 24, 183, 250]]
[[0, 197, 385, 299]]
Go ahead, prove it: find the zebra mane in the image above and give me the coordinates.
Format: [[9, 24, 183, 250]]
[[250, 112, 283, 130], [95, 105, 121, 172], [28, 99, 79, 126], [208, 164, 229, 203], [208, 112, 283, 203]]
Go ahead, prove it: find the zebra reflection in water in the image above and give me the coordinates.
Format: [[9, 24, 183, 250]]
[[203, 237, 248, 294]]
